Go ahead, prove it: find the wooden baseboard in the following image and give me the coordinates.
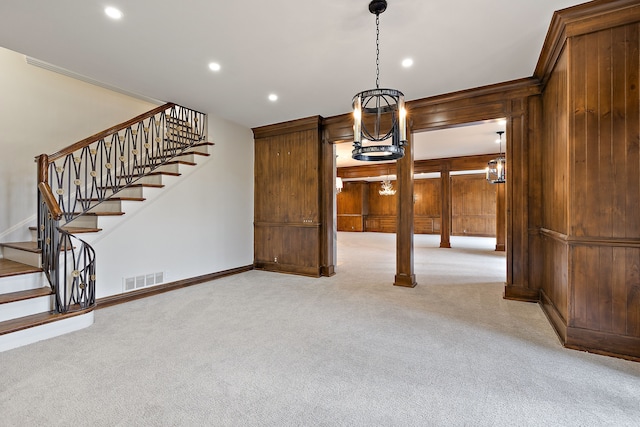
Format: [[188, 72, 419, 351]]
[[394, 274, 417, 288], [254, 262, 321, 277], [539, 290, 640, 362], [539, 289, 567, 343], [503, 285, 540, 302], [96, 265, 254, 309], [321, 265, 336, 277], [565, 327, 640, 362]]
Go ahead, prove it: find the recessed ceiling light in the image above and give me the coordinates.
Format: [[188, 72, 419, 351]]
[[268, 94, 278, 102], [105, 6, 123, 20], [208, 62, 221, 72], [402, 58, 414, 68]]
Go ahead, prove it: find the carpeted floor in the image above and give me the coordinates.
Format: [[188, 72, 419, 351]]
[[1, 232, 639, 426]]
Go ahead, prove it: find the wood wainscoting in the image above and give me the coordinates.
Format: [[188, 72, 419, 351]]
[[253, 1, 640, 360], [532, 2, 640, 360], [337, 173, 495, 237], [253, 116, 334, 277]]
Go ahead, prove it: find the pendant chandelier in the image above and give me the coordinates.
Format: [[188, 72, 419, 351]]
[[486, 131, 506, 184], [352, 0, 407, 162], [379, 177, 396, 196]]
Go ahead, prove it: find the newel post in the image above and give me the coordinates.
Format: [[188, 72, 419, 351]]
[[36, 154, 48, 249]]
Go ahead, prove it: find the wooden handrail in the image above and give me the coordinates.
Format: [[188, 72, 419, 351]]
[[46, 102, 176, 162], [38, 182, 63, 221], [36, 154, 63, 221]]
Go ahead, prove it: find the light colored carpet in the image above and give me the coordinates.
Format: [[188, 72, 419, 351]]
[[1, 232, 639, 426]]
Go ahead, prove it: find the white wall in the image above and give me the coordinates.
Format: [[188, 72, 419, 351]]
[[92, 114, 254, 298], [0, 47, 157, 242], [0, 47, 255, 298]]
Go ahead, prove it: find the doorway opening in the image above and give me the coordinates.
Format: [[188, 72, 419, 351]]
[[334, 118, 507, 285]]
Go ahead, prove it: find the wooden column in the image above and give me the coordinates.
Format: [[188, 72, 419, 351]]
[[440, 165, 451, 248], [495, 183, 506, 251], [394, 132, 416, 288], [320, 133, 336, 276]]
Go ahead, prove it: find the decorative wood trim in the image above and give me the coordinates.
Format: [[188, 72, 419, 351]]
[[540, 288, 567, 342], [565, 326, 640, 362], [322, 113, 353, 144], [539, 227, 568, 242], [338, 154, 498, 180], [96, 265, 254, 309], [254, 262, 321, 278], [539, 228, 640, 247], [503, 285, 540, 303], [407, 78, 540, 112], [253, 116, 322, 139], [394, 273, 417, 288], [535, 0, 640, 86], [567, 236, 640, 248], [254, 222, 321, 228], [320, 265, 335, 277], [322, 79, 540, 143]]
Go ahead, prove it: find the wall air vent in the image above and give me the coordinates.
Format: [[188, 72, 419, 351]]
[[122, 271, 165, 292]]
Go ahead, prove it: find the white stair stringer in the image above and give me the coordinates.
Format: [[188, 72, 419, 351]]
[[0, 293, 53, 322], [0, 271, 44, 293], [2, 247, 41, 268], [66, 149, 212, 247], [0, 311, 94, 352]]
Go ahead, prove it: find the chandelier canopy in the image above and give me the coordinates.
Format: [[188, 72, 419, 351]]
[[352, 0, 407, 162]]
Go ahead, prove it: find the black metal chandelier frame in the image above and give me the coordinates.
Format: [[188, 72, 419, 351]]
[[352, 0, 407, 162]]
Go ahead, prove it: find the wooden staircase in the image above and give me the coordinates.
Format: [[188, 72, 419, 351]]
[[0, 107, 213, 352]]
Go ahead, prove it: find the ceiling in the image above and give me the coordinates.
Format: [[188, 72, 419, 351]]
[[0, 0, 583, 167]]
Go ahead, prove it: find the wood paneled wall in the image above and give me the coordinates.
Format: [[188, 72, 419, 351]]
[[253, 0, 640, 360], [338, 174, 495, 236], [337, 181, 367, 232], [451, 174, 496, 237], [415, 179, 441, 234], [535, 2, 640, 360], [253, 117, 331, 277]]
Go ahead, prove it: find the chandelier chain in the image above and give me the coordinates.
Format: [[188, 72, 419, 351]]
[[375, 14, 380, 89]]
